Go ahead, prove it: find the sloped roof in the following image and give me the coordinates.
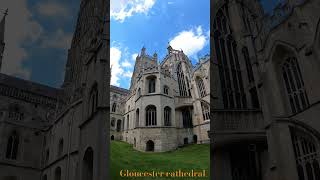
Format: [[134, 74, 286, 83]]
[[0, 73, 60, 98]]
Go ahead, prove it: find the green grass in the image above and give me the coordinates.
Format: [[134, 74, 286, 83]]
[[110, 141, 210, 180]]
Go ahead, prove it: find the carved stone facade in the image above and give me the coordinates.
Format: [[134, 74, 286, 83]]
[[110, 47, 210, 152], [0, 0, 109, 180], [211, 0, 320, 180]]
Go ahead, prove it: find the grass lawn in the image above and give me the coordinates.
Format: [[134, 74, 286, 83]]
[[110, 140, 210, 180]]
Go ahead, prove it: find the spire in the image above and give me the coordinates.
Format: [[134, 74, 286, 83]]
[[0, 9, 8, 72], [167, 42, 173, 54], [141, 46, 146, 56], [153, 52, 157, 61], [0, 9, 8, 44]]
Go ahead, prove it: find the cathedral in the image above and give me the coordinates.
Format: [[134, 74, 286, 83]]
[[211, 0, 320, 180], [0, 0, 109, 180], [110, 46, 210, 152]]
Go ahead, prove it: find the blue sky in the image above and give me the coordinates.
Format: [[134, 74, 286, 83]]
[[0, 0, 78, 88], [0, 0, 282, 88], [110, 0, 210, 89]]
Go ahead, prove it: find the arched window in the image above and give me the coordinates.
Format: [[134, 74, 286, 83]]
[[127, 114, 129, 130], [182, 108, 192, 128], [54, 167, 61, 180], [242, 47, 254, 83], [116, 120, 122, 132], [281, 57, 309, 114], [134, 138, 136, 147], [177, 63, 191, 97], [290, 128, 320, 180], [58, 139, 63, 157], [201, 102, 210, 121], [137, 88, 141, 97], [146, 105, 157, 126], [45, 149, 49, 164], [163, 85, 169, 95], [6, 131, 19, 160], [136, 109, 139, 127], [213, 8, 247, 109], [196, 77, 206, 97], [89, 84, 98, 116], [82, 148, 93, 180], [164, 106, 171, 126], [112, 103, 116, 112], [147, 76, 156, 93], [111, 118, 115, 127]]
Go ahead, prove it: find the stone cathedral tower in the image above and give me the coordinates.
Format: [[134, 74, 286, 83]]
[[0, 1, 109, 180]]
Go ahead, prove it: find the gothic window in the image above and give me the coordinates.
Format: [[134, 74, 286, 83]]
[[112, 103, 116, 112], [137, 88, 141, 97], [182, 108, 192, 128], [111, 118, 115, 127], [6, 131, 19, 160], [196, 77, 206, 97], [213, 8, 247, 109], [128, 105, 130, 112], [58, 139, 63, 157], [116, 120, 122, 132], [82, 148, 93, 180], [89, 84, 98, 116], [127, 115, 129, 130], [177, 63, 191, 97], [45, 149, 49, 164], [147, 76, 156, 93], [201, 102, 210, 121], [242, 47, 255, 83], [290, 128, 320, 180], [146, 105, 157, 126], [55, 167, 61, 180], [164, 106, 171, 126], [136, 109, 139, 127], [249, 87, 260, 109], [281, 57, 309, 114], [163, 85, 169, 95]]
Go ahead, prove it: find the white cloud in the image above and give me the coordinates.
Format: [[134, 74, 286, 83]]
[[110, 47, 124, 86], [0, 0, 43, 79], [169, 26, 208, 57], [36, 2, 69, 18], [40, 28, 72, 50], [121, 60, 132, 68], [131, 53, 138, 61], [123, 71, 133, 78], [196, 26, 202, 35], [111, 0, 156, 22]]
